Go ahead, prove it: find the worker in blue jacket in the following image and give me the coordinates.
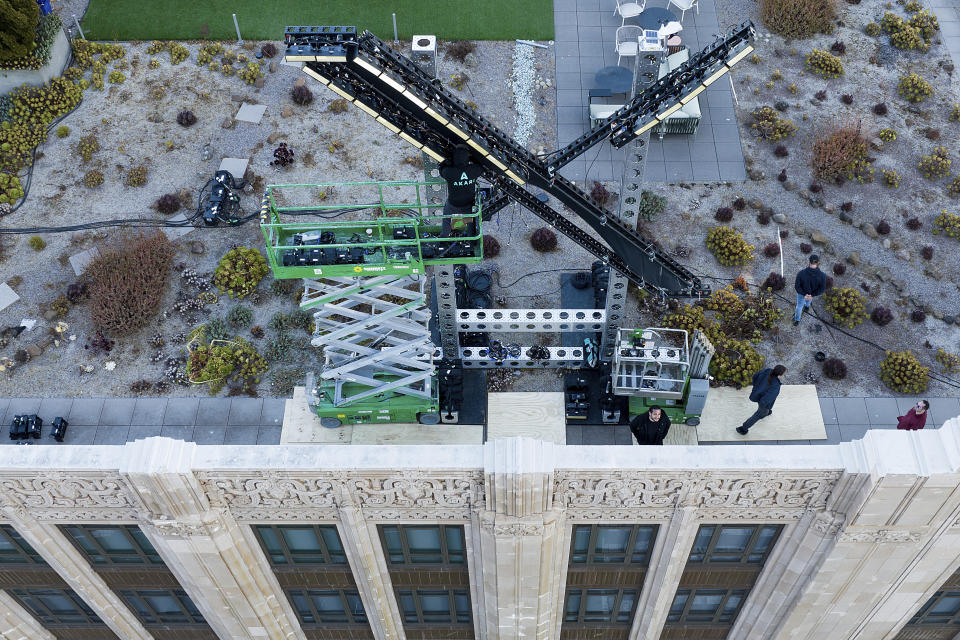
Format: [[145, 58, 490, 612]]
[[793, 254, 827, 326], [736, 364, 786, 435]]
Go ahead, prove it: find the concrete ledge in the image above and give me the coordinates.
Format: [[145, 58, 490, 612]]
[[0, 30, 70, 95]]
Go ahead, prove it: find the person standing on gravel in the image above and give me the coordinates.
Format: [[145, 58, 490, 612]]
[[793, 254, 827, 326], [736, 364, 786, 435]]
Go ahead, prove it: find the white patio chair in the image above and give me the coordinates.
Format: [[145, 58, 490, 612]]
[[667, 0, 699, 22], [614, 0, 645, 26], [615, 26, 641, 66]]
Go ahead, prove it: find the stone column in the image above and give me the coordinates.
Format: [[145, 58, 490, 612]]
[[478, 437, 564, 640], [0, 508, 153, 640], [336, 500, 407, 640], [629, 506, 700, 640], [119, 437, 304, 640], [0, 590, 56, 640]]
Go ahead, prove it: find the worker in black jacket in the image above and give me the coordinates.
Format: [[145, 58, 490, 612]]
[[736, 364, 786, 435], [793, 254, 827, 326], [630, 405, 671, 445]]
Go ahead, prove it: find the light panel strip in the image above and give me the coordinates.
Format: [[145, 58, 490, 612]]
[[302, 67, 329, 85], [376, 116, 401, 134], [328, 84, 354, 100], [485, 155, 508, 171], [655, 102, 683, 121], [466, 139, 489, 156], [285, 55, 316, 62], [399, 132, 423, 148], [352, 100, 379, 117], [446, 123, 470, 140], [634, 119, 659, 135], [702, 65, 728, 86], [425, 107, 449, 125], [316, 54, 347, 63], [352, 57, 382, 76], [680, 84, 706, 104], [379, 74, 406, 93], [505, 170, 526, 185], [725, 44, 755, 68], [402, 90, 428, 109], [422, 146, 445, 162]]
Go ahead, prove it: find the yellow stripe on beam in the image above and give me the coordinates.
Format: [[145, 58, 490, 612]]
[[505, 170, 525, 185], [352, 57, 382, 76], [634, 119, 658, 135], [425, 107, 449, 125], [376, 116, 401, 134], [353, 100, 379, 117], [466, 139, 489, 156], [402, 90, 428, 109], [399, 132, 423, 148], [328, 84, 354, 100], [725, 44, 755, 68], [316, 54, 347, 62], [302, 67, 329, 85], [702, 65, 728, 86], [680, 84, 706, 104], [379, 74, 406, 93], [422, 146, 445, 162], [285, 54, 317, 62], [446, 123, 470, 140], [655, 102, 683, 121], [486, 155, 508, 171]]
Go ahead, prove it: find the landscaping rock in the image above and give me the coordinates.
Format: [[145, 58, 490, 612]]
[[925, 266, 943, 279], [846, 252, 860, 266], [782, 180, 796, 191], [772, 212, 787, 224], [190, 241, 205, 255], [267, 132, 282, 144], [221, 117, 234, 129], [892, 279, 906, 292], [294, 78, 306, 87], [749, 198, 763, 209], [869, 137, 884, 151], [254, 77, 265, 89], [269, 61, 278, 73], [882, 238, 891, 249], [231, 94, 245, 102], [839, 211, 853, 223], [147, 112, 163, 123], [896, 249, 910, 261], [944, 315, 955, 325], [464, 52, 480, 68], [862, 224, 879, 239], [25, 344, 42, 358], [748, 168, 765, 181], [281, 107, 294, 118], [811, 231, 828, 245], [823, 204, 836, 214], [42, 309, 57, 321]]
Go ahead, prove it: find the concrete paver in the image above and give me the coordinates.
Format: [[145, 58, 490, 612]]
[[0, 283, 20, 313], [227, 398, 264, 426], [100, 399, 136, 426]]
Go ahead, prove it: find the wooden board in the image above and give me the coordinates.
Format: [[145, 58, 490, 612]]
[[280, 387, 482, 445], [695, 384, 826, 442], [487, 392, 566, 444]]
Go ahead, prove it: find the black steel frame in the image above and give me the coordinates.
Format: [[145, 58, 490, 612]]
[[9, 587, 104, 625], [286, 588, 369, 625], [0, 524, 45, 564], [395, 588, 472, 625], [909, 590, 960, 625], [667, 588, 747, 624], [117, 588, 206, 625], [563, 587, 639, 625]]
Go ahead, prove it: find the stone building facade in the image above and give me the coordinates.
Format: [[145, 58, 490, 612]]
[[0, 419, 958, 640]]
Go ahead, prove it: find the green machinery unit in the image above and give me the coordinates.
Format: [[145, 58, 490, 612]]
[[262, 181, 481, 426]]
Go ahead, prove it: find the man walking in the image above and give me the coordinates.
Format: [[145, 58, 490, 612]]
[[630, 405, 671, 445], [793, 254, 827, 326], [736, 364, 786, 435]]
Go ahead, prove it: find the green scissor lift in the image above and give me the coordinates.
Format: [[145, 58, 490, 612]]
[[260, 181, 482, 426]]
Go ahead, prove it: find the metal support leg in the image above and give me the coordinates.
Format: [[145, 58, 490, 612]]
[[435, 264, 461, 360]]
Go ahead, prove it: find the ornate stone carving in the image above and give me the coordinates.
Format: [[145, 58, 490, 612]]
[[694, 473, 841, 510], [564, 509, 674, 522], [694, 508, 808, 521], [554, 473, 684, 509], [199, 473, 338, 509], [812, 510, 845, 537], [837, 529, 922, 543], [480, 521, 545, 536], [151, 519, 213, 538], [350, 474, 481, 516], [361, 509, 468, 521], [0, 474, 139, 520]]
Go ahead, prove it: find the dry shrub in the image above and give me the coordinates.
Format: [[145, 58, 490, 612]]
[[759, 0, 837, 38], [88, 231, 174, 335], [811, 123, 867, 183], [444, 40, 476, 63]]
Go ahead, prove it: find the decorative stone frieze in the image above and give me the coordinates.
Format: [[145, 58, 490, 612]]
[[0, 473, 140, 520], [837, 528, 923, 543]]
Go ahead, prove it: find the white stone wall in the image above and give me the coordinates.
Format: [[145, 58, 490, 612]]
[[0, 419, 956, 639]]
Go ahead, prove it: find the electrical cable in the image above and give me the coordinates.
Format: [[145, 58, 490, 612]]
[[680, 266, 960, 390], [493, 267, 585, 290]]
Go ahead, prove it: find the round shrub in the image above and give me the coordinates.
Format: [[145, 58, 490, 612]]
[[55, 125, 70, 138], [750, 106, 797, 142], [840, 201, 853, 212], [933, 210, 960, 238], [805, 49, 844, 78], [879, 350, 929, 393], [799, 242, 812, 254], [822, 357, 847, 379], [824, 287, 867, 328], [865, 22, 882, 36], [873, 102, 888, 116], [840, 93, 853, 105], [809, 182, 823, 193], [882, 170, 901, 187], [176, 110, 197, 127], [638, 190, 667, 221], [906, 217, 922, 230], [226, 305, 254, 328], [108, 70, 125, 84], [825, 276, 834, 289], [706, 226, 755, 266], [213, 247, 269, 299], [757, 210, 772, 225], [947, 175, 960, 197], [156, 193, 180, 214], [878, 128, 896, 142], [759, 0, 836, 38], [762, 272, 786, 291], [910, 309, 926, 322], [709, 337, 765, 388], [832, 262, 846, 275], [482, 235, 501, 259], [920, 245, 934, 260], [871, 306, 894, 326], [714, 206, 733, 222], [732, 197, 746, 211], [774, 145, 789, 157], [291, 84, 313, 105], [898, 73, 933, 103], [811, 125, 868, 183], [876, 220, 891, 235], [918, 146, 951, 179], [28, 236, 46, 251], [83, 170, 104, 188], [530, 227, 558, 252], [126, 165, 148, 187], [260, 43, 278, 58], [763, 242, 780, 257]]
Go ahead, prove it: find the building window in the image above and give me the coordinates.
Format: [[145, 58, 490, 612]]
[[667, 589, 746, 624], [687, 524, 782, 564], [287, 589, 368, 624], [909, 591, 960, 625], [564, 588, 639, 624], [61, 525, 162, 565], [118, 589, 206, 625], [569, 525, 657, 565], [0, 525, 44, 564], [253, 525, 347, 565], [10, 589, 104, 625], [380, 525, 465, 565], [396, 589, 471, 624]]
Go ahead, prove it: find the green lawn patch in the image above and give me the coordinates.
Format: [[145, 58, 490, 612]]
[[81, 0, 554, 41]]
